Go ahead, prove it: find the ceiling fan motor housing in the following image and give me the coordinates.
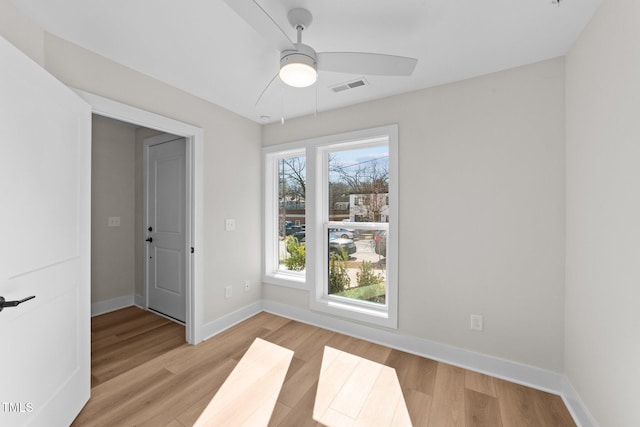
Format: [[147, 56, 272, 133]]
[[279, 43, 318, 87], [280, 44, 317, 68]]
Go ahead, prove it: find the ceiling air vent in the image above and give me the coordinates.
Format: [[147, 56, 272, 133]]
[[330, 78, 369, 93]]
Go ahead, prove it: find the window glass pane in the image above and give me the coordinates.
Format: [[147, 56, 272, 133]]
[[327, 227, 387, 305], [328, 146, 389, 223], [278, 155, 306, 272], [327, 144, 389, 305]]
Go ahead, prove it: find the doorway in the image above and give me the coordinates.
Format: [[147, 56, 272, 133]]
[[79, 89, 203, 344]]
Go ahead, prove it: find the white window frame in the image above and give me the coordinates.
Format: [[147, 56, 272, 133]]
[[263, 146, 307, 289], [263, 125, 398, 328], [312, 128, 398, 328]]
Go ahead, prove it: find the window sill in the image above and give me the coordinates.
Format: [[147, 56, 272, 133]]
[[263, 272, 307, 290], [310, 296, 397, 329]]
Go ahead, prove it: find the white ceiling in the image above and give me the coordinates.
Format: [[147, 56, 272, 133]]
[[10, 0, 602, 124]]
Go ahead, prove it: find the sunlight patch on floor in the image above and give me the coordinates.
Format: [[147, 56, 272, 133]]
[[192, 339, 411, 426], [313, 346, 412, 426], [193, 338, 293, 427]]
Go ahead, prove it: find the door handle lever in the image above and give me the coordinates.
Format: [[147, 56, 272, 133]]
[[146, 237, 153, 243], [0, 296, 35, 312]]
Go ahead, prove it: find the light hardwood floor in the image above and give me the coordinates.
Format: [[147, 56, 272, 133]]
[[73, 307, 576, 426]]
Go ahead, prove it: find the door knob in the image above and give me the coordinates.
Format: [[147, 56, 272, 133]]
[[0, 296, 35, 313], [146, 237, 153, 243]]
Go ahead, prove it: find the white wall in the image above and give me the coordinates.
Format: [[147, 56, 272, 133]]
[[263, 58, 566, 372], [0, 6, 264, 326], [0, 0, 43, 65], [8, 2, 638, 422], [39, 33, 264, 324], [565, 0, 640, 426], [91, 115, 136, 303]]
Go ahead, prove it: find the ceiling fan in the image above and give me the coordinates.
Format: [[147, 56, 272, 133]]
[[224, 0, 418, 101]]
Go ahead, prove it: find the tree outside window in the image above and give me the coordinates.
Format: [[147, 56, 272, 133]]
[[278, 155, 306, 272], [327, 145, 389, 304]]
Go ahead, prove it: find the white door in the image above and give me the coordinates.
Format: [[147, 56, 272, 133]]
[[0, 36, 91, 426], [145, 134, 187, 322]]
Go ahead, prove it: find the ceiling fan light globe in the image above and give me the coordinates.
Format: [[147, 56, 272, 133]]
[[279, 62, 317, 87], [279, 48, 318, 88]]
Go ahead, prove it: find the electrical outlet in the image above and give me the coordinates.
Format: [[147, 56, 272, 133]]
[[244, 280, 250, 292], [108, 216, 121, 227], [225, 286, 232, 299], [470, 314, 484, 331], [225, 218, 236, 231]]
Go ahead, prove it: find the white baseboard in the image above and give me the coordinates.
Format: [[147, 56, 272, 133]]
[[134, 294, 145, 308], [561, 377, 599, 427], [91, 294, 134, 316], [262, 300, 597, 427], [176, 298, 596, 427], [200, 301, 264, 341], [263, 300, 561, 392], [89, 296, 597, 426]]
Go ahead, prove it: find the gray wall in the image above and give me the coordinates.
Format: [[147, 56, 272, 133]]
[[263, 58, 566, 373], [565, 0, 640, 425], [91, 117, 165, 305], [91, 115, 136, 303]]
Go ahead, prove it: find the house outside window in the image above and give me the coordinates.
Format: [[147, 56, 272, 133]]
[[349, 193, 389, 222]]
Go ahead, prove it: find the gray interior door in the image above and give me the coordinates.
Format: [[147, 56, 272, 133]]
[[145, 134, 187, 322]]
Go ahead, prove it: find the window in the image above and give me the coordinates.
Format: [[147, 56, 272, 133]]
[[263, 125, 398, 327], [263, 148, 307, 287], [324, 145, 389, 305]]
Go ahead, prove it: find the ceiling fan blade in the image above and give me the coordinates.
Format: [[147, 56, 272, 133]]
[[317, 52, 418, 76], [223, 0, 295, 51], [255, 71, 280, 107]]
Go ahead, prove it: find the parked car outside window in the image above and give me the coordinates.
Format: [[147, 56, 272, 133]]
[[287, 231, 357, 257], [328, 232, 357, 256], [329, 228, 359, 240], [374, 230, 387, 257]]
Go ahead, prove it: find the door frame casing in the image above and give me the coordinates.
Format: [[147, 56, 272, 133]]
[[73, 88, 203, 344]]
